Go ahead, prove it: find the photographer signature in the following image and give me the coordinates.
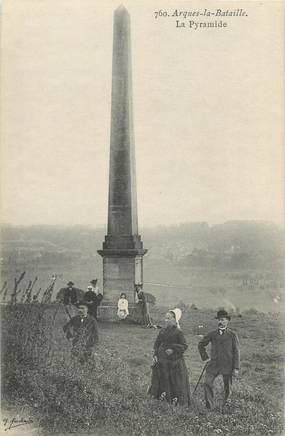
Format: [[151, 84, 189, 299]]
[[3, 417, 33, 432]]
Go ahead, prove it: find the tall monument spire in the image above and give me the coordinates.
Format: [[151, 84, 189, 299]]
[[108, 4, 137, 237], [98, 6, 147, 317]]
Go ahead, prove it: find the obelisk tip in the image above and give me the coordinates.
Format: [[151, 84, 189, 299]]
[[115, 4, 129, 15]]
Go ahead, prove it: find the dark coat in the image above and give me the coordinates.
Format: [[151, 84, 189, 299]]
[[148, 325, 191, 406], [136, 291, 151, 325], [63, 314, 99, 350], [63, 287, 77, 305], [198, 328, 240, 375], [83, 291, 103, 318], [154, 325, 187, 361], [57, 287, 84, 305]]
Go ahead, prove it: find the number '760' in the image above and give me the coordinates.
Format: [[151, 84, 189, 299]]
[[154, 10, 169, 19]]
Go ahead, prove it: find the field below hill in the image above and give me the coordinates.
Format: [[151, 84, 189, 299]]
[[1, 222, 284, 314], [1, 258, 284, 314], [1, 303, 284, 435]]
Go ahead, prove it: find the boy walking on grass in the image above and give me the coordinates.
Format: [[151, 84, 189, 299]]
[[198, 309, 240, 410]]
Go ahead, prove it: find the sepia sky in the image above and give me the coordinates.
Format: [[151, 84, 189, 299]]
[[1, 0, 284, 228]]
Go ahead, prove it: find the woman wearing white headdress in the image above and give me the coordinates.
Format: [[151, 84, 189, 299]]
[[148, 308, 191, 406], [170, 308, 182, 329]]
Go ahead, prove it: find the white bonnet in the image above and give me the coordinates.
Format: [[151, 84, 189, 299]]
[[169, 308, 182, 328]]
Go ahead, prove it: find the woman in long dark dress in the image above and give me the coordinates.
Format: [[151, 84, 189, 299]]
[[135, 284, 152, 327], [148, 309, 191, 406]]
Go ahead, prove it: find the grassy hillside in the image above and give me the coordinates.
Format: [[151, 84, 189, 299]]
[[1, 304, 284, 435], [1, 223, 284, 434]]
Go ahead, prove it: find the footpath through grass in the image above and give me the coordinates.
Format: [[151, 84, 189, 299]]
[[1, 304, 284, 435]]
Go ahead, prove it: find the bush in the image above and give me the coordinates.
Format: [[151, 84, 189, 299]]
[[15, 351, 135, 433], [2, 304, 51, 370], [2, 304, 141, 433]]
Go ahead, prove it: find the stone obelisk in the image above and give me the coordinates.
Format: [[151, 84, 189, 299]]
[[98, 6, 147, 319]]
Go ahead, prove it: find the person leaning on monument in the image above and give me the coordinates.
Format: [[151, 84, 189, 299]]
[[198, 309, 240, 410], [135, 284, 152, 327], [83, 279, 103, 319], [63, 300, 99, 363]]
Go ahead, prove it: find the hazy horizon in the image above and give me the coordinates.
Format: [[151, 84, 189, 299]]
[[1, 1, 284, 228], [1, 218, 284, 231]]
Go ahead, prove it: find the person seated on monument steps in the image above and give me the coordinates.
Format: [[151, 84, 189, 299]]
[[148, 308, 191, 406], [83, 279, 103, 319], [117, 293, 129, 320]]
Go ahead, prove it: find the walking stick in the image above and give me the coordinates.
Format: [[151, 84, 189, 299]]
[[193, 362, 208, 395], [64, 305, 72, 320]]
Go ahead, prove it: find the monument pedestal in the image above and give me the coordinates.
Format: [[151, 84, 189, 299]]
[[98, 237, 147, 320]]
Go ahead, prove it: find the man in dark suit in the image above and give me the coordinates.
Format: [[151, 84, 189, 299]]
[[198, 309, 240, 409], [63, 301, 99, 363], [62, 281, 78, 305]]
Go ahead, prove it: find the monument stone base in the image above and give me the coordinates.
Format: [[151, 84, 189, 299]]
[[96, 252, 145, 321]]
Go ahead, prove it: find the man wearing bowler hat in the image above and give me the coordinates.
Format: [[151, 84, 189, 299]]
[[63, 300, 99, 363], [198, 309, 240, 410], [63, 281, 78, 306]]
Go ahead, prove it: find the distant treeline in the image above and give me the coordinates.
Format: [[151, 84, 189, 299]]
[[1, 221, 285, 269], [145, 221, 285, 269]]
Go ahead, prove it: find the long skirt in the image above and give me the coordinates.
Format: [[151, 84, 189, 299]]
[[148, 357, 191, 406], [133, 302, 151, 326]]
